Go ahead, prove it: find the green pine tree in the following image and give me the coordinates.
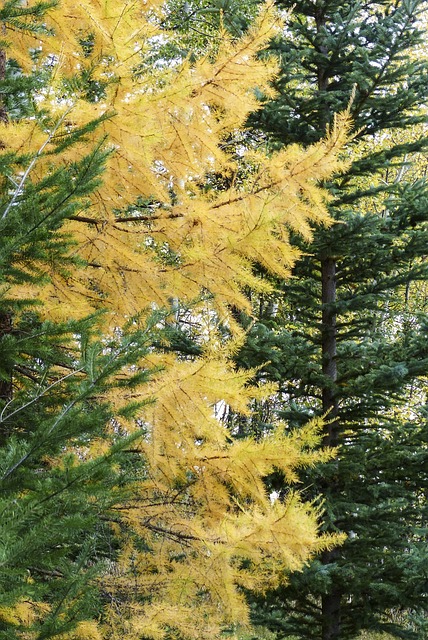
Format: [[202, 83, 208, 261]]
[[230, 1, 428, 639], [0, 5, 157, 637], [0, 311, 156, 640]]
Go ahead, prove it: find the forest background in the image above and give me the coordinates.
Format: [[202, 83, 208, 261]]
[[0, 1, 426, 640]]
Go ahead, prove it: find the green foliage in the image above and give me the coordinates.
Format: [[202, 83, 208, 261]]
[[232, 0, 428, 638], [0, 9, 156, 635], [0, 313, 157, 639]]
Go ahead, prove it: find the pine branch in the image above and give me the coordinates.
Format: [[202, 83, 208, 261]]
[[0, 367, 84, 426], [1, 108, 73, 221]]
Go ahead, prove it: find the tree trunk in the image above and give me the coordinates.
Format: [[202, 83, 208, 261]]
[[315, 0, 343, 628], [320, 256, 341, 640], [321, 578, 342, 640], [321, 256, 338, 441]]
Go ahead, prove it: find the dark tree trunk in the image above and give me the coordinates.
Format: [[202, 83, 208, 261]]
[[315, 0, 343, 629], [321, 577, 342, 640], [320, 256, 341, 640], [321, 256, 338, 440]]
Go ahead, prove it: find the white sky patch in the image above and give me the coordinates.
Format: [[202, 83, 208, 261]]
[[270, 490, 279, 504]]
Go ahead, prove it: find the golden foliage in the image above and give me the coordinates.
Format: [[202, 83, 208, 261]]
[[0, 601, 38, 627], [2, 0, 351, 322], [97, 341, 343, 639], [0, 601, 103, 640], [1, 1, 351, 638], [0, 599, 51, 634]]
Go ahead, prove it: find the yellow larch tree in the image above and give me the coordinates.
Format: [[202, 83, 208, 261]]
[[0, 1, 350, 638]]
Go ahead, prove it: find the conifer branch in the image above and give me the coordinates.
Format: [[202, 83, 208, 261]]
[[1, 108, 73, 221], [69, 211, 185, 225], [1, 381, 85, 481], [0, 367, 84, 426], [142, 520, 222, 545], [28, 566, 64, 578]]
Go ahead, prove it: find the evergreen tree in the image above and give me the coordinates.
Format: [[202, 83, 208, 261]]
[[0, 4, 157, 637], [0, 311, 156, 640], [232, 1, 428, 638]]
